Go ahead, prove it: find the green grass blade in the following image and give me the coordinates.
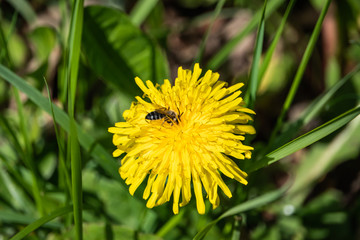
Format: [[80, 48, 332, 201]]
[[269, 0, 331, 145], [194, 0, 225, 65], [0, 12, 17, 67], [9, 206, 72, 240], [0, 209, 62, 228], [67, 0, 84, 116], [43, 78, 72, 196], [288, 114, 360, 199], [6, 0, 36, 23], [301, 66, 360, 125], [66, 0, 84, 239], [272, 63, 360, 149], [246, 0, 267, 107], [12, 87, 33, 161], [67, 0, 84, 115], [248, 105, 360, 173], [156, 210, 185, 237], [70, 120, 82, 240], [258, 0, 296, 81], [206, 0, 285, 70], [193, 184, 289, 240], [221, 183, 289, 219], [130, 0, 159, 26]]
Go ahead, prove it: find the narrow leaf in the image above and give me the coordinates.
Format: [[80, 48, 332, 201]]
[[43, 78, 72, 195], [194, 0, 226, 64], [66, 1, 85, 239], [193, 184, 289, 240], [272, 63, 360, 149], [130, 0, 159, 26], [248, 106, 360, 173], [258, 0, 296, 81], [6, 0, 36, 23], [206, 0, 285, 70], [9, 206, 72, 240], [246, 0, 267, 107], [0, 209, 62, 228], [269, 0, 332, 145], [156, 210, 185, 237]]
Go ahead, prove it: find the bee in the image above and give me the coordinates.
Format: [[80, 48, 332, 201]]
[[145, 107, 181, 125]]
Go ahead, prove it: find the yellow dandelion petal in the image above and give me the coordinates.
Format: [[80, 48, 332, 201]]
[[146, 192, 158, 209], [213, 194, 220, 209], [237, 107, 256, 115], [135, 96, 153, 109], [180, 176, 191, 207], [108, 64, 255, 214], [235, 125, 256, 135], [208, 72, 220, 86], [135, 77, 149, 94], [172, 176, 182, 214], [192, 169, 206, 214], [227, 82, 244, 93], [112, 149, 124, 157], [190, 63, 202, 85]]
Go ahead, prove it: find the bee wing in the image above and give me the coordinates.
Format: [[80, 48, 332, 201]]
[[154, 107, 169, 115]]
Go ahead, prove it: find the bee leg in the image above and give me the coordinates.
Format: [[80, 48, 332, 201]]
[[161, 118, 171, 126], [166, 117, 175, 126], [176, 105, 183, 123]]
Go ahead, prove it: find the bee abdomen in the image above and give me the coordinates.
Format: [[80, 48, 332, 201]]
[[145, 111, 165, 121]]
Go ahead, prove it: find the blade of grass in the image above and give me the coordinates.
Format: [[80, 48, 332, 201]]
[[130, 0, 159, 26], [0, 209, 62, 228], [12, 87, 44, 216], [245, 0, 267, 107], [268, 0, 331, 146], [247, 105, 360, 173], [67, 0, 84, 114], [66, 0, 84, 239], [271, 63, 360, 149], [6, 0, 36, 23], [43, 78, 72, 197], [193, 183, 289, 240], [156, 210, 185, 237], [69, 119, 82, 239], [206, 0, 285, 70], [58, 0, 70, 104], [9, 206, 73, 240], [193, 0, 226, 65], [258, 0, 297, 81], [230, 216, 242, 240], [288, 114, 360, 199]]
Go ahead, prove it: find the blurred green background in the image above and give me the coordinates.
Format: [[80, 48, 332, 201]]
[[0, 0, 360, 239]]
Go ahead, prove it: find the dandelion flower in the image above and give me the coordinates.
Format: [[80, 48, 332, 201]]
[[108, 63, 256, 214]]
